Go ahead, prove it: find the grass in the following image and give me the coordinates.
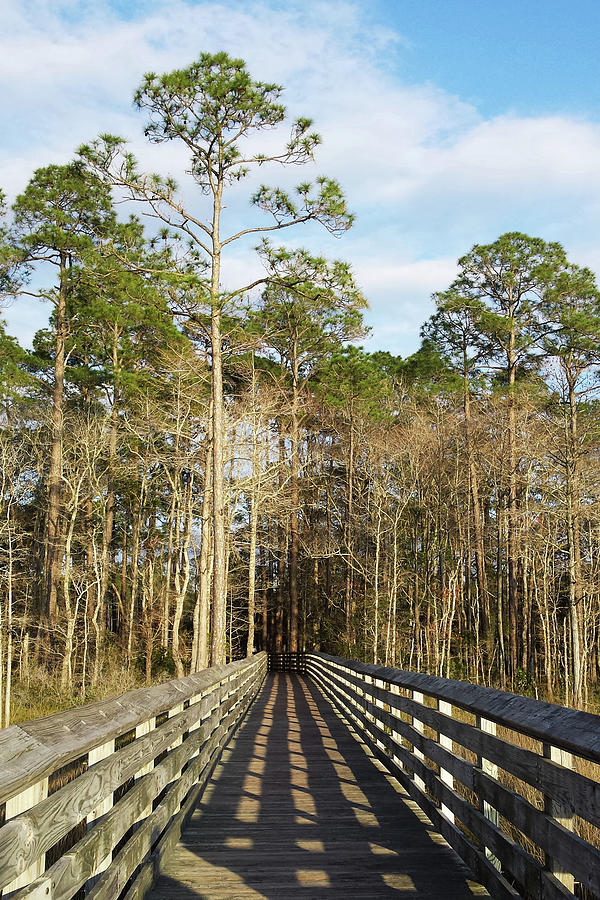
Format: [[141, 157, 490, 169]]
[[9, 663, 146, 724]]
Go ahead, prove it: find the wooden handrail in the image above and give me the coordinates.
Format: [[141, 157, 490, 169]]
[[0, 652, 267, 900], [307, 652, 600, 900], [267, 651, 306, 674]]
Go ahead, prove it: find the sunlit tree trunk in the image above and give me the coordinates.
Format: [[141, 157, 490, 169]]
[[46, 252, 69, 623], [289, 352, 300, 652], [192, 432, 212, 671]]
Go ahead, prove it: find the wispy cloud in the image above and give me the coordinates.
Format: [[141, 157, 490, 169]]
[[2, 0, 599, 354]]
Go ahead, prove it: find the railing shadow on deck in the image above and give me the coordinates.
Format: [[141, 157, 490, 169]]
[[307, 653, 600, 900], [150, 672, 484, 899], [0, 653, 267, 900], [3, 650, 600, 900]]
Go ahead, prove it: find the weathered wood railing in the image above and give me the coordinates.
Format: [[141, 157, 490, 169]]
[[267, 651, 306, 674], [307, 652, 600, 900], [0, 652, 266, 900]]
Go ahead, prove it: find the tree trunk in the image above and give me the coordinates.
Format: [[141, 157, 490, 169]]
[[97, 363, 119, 670], [275, 425, 286, 652], [126, 467, 146, 670], [192, 432, 212, 671], [507, 319, 520, 682], [246, 365, 261, 658], [566, 372, 583, 706], [345, 415, 355, 647], [46, 252, 69, 622], [289, 359, 300, 652], [246, 491, 258, 657], [464, 378, 488, 637], [209, 183, 226, 666]]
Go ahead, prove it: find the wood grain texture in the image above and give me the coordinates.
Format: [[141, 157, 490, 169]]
[[311, 653, 600, 763], [308, 655, 590, 900], [4, 655, 267, 900], [309, 656, 600, 826], [87, 670, 261, 900], [308, 662, 522, 900], [0, 655, 266, 807], [145, 673, 488, 900], [7, 651, 597, 900]]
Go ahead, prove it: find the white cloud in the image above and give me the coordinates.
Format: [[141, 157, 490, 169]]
[[355, 257, 458, 352], [358, 257, 458, 295], [1, 0, 600, 356]]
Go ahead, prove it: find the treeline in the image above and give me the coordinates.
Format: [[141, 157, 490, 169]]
[[0, 53, 599, 722]]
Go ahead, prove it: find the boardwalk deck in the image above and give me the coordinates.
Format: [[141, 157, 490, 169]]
[[146, 673, 488, 899]]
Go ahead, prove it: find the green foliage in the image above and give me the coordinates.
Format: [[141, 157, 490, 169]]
[[131, 51, 328, 204], [148, 646, 177, 679], [542, 264, 600, 367], [514, 667, 537, 698], [422, 290, 491, 386], [254, 244, 367, 382], [0, 190, 24, 296], [12, 162, 115, 269], [314, 345, 393, 421], [64, 219, 187, 400], [0, 319, 31, 401], [453, 232, 567, 366], [80, 50, 353, 289], [401, 340, 462, 395]]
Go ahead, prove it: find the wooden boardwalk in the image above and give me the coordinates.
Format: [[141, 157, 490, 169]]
[[146, 673, 488, 899]]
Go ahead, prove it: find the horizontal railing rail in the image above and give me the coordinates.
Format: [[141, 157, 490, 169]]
[[267, 651, 306, 674], [307, 652, 600, 900], [0, 652, 267, 900]]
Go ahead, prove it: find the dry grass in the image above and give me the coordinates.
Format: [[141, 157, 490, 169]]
[[9, 662, 146, 724], [383, 692, 600, 897]]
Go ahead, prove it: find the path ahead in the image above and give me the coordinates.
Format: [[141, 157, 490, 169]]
[[146, 673, 487, 899]]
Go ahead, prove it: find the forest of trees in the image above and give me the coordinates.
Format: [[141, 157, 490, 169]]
[[1, 52, 600, 724]]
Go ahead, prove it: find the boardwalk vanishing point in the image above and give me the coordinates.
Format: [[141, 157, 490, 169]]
[[147, 672, 486, 898], [2, 651, 600, 900]]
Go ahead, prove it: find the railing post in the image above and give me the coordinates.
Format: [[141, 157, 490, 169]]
[[374, 677, 385, 750], [543, 743, 575, 891], [188, 692, 204, 760], [476, 715, 500, 870], [365, 674, 374, 724], [87, 738, 116, 878], [3, 777, 49, 893], [134, 717, 156, 823], [390, 683, 404, 770], [411, 690, 426, 792], [437, 699, 454, 823]]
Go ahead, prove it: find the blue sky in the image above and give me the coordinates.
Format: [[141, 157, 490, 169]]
[[378, 1, 600, 119], [2, 0, 600, 355]]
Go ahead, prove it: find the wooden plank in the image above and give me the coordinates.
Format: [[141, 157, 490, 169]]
[[477, 715, 500, 870], [86, 738, 115, 881], [0, 691, 219, 889], [9, 661, 266, 900], [438, 698, 455, 823], [309, 659, 475, 788], [310, 655, 600, 893], [11, 718, 222, 900], [145, 673, 488, 900], [0, 655, 266, 806], [310, 664, 565, 900], [543, 743, 575, 891], [2, 776, 49, 894], [310, 654, 600, 829], [106, 680, 260, 900], [311, 652, 600, 763], [412, 689, 426, 793], [309, 658, 582, 900]]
